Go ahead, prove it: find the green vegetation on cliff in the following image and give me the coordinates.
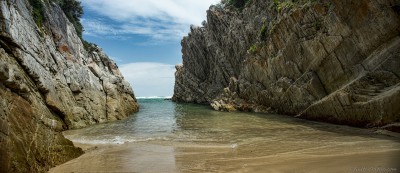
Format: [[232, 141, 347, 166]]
[[28, 0, 45, 28], [220, 0, 250, 9], [56, 0, 84, 38], [28, 0, 95, 51]]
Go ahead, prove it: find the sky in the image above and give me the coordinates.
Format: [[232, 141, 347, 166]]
[[80, 0, 220, 97]]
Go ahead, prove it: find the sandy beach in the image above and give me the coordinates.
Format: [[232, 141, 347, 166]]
[[49, 101, 400, 173], [49, 140, 400, 173]]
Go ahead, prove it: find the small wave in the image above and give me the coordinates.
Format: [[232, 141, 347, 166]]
[[71, 136, 126, 145], [69, 136, 171, 145], [136, 96, 172, 99]]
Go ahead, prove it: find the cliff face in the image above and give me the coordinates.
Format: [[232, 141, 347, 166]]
[[173, 0, 400, 129], [0, 0, 139, 172]]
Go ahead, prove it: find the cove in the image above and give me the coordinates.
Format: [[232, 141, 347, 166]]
[[49, 98, 400, 172]]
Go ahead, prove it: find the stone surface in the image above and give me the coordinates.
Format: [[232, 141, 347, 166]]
[[0, 0, 138, 172], [173, 0, 400, 129]]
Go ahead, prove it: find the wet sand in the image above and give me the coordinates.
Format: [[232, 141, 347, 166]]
[[50, 142, 178, 173], [50, 140, 400, 173], [49, 100, 400, 172]]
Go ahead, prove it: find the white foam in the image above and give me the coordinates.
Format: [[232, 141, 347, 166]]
[[136, 96, 172, 99], [230, 143, 238, 149], [69, 136, 171, 145]]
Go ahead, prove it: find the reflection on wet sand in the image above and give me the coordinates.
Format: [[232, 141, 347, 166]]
[[50, 143, 178, 173], [50, 140, 400, 173]]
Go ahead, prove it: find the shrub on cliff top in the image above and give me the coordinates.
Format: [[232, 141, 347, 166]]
[[220, 0, 250, 9], [29, 0, 84, 39], [83, 40, 98, 53], [28, 0, 90, 51], [55, 0, 84, 39], [29, 0, 45, 28]]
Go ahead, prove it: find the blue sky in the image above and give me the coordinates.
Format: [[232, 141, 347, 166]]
[[80, 0, 220, 97]]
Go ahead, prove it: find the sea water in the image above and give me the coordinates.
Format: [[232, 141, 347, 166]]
[[51, 98, 400, 173]]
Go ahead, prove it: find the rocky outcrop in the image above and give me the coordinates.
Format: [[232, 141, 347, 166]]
[[173, 0, 400, 129], [0, 0, 138, 172]]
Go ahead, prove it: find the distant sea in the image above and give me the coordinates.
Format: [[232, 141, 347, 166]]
[[135, 96, 172, 99]]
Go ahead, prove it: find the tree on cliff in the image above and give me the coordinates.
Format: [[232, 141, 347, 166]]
[[221, 0, 250, 9], [28, 0, 84, 39], [54, 0, 84, 39], [29, 0, 93, 50], [28, 0, 45, 27]]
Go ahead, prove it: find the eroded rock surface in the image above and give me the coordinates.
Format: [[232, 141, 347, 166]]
[[0, 0, 138, 172], [173, 0, 400, 129]]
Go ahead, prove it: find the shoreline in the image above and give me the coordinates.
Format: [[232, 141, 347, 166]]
[[173, 100, 400, 134], [49, 139, 400, 173]]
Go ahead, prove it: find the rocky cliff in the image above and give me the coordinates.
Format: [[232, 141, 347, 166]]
[[0, 0, 139, 172], [173, 0, 400, 130]]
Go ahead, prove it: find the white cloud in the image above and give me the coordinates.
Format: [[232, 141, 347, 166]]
[[119, 62, 176, 97], [81, 18, 118, 36], [81, 0, 220, 42]]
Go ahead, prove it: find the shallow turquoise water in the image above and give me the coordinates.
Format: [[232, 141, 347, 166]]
[[65, 98, 400, 152]]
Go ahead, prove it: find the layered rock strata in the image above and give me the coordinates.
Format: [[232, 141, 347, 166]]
[[0, 0, 139, 172], [173, 0, 400, 130]]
